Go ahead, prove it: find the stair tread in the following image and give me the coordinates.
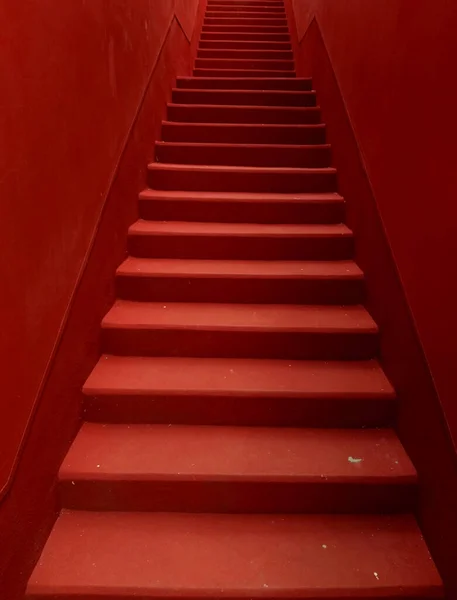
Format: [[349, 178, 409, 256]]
[[129, 220, 350, 237], [177, 76, 305, 79], [156, 141, 330, 150], [84, 355, 394, 398], [193, 69, 297, 77], [140, 189, 341, 202], [28, 511, 442, 598], [174, 87, 312, 95], [117, 256, 362, 278], [102, 301, 378, 333], [169, 103, 317, 110], [161, 121, 326, 131], [149, 162, 335, 175], [61, 423, 415, 483], [177, 76, 306, 81]]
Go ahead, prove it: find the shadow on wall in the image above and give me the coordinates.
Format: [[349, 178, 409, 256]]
[[284, 1, 457, 595]]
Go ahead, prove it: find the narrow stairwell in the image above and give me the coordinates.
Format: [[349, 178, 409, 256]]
[[27, 1, 444, 598]]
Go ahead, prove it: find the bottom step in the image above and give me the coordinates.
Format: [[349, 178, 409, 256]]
[[27, 511, 443, 599]]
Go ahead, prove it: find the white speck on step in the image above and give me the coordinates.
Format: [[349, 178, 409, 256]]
[[263, 584, 269, 588], [96, 464, 101, 468], [163, 305, 167, 309], [374, 572, 380, 580], [322, 544, 327, 549], [348, 456, 363, 463], [71, 481, 75, 486]]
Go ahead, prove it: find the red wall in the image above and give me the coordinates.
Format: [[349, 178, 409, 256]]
[[0, 0, 199, 499], [290, 0, 457, 447], [287, 1, 457, 593], [0, 1, 202, 596]]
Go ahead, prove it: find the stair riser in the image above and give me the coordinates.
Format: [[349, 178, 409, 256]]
[[202, 25, 289, 33], [208, 0, 286, 5], [199, 40, 292, 49], [171, 89, 316, 106], [207, 5, 286, 9], [156, 144, 330, 168], [204, 17, 288, 26], [162, 123, 326, 144], [60, 480, 416, 514], [84, 394, 395, 428], [102, 329, 378, 361], [168, 104, 320, 124], [208, 3, 286, 8], [197, 49, 293, 59], [200, 32, 291, 40], [116, 275, 364, 305], [195, 58, 294, 70], [128, 232, 351, 260], [139, 198, 344, 224], [176, 77, 309, 90], [193, 68, 296, 77], [205, 11, 286, 18], [148, 168, 336, 193]]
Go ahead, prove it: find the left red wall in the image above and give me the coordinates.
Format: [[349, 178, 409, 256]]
[[0, 0, 202, 596]]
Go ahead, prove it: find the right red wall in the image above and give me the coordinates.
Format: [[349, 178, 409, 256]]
[[287, 0, 457, 593], [292, 0, 457, 445]]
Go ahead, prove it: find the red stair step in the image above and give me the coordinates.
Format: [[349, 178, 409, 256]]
[[176, 76, 309, 89], [27, 511, 443, 600], [207, 5, 286, 13], [199, 39, 292, 49], [195, 58, 294, 70], [101, 300, 378, 360], [171, 88, 316, 106], [193, 67, 296, 77], [197, 48, 293, 60], [155, 141, 330, 168], [202, 25, 290, 33], [200, 31, 291, 41], [161, 122, 326, 144], [116, 257, 364, 304], [127, 220, 351, 260], [138, 189, 343, 223], [148, 163, 336, 193], [83, 355, 395, 427], [208, 3, 286, 8], [167, 103, 320, 124], [208, 0, 286, 5], [205, 11, 286, 19], [60, 424, 417, 513], [203, 17, 288, 26]]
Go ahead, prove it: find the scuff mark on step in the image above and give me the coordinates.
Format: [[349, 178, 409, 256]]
[[348, 456, 363, 463]]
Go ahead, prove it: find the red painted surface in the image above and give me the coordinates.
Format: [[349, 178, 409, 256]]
[[0, 1, 201, 597], [26, 2, 443, 598], [0, 0, 200, 505], [285, 1, 457, 595], [59, 424, 416, 513], [29, 512, 442, 598], [290, 0, 457, 449]]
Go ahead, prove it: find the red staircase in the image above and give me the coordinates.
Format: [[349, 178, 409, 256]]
[[27, 1, 444, 598]]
